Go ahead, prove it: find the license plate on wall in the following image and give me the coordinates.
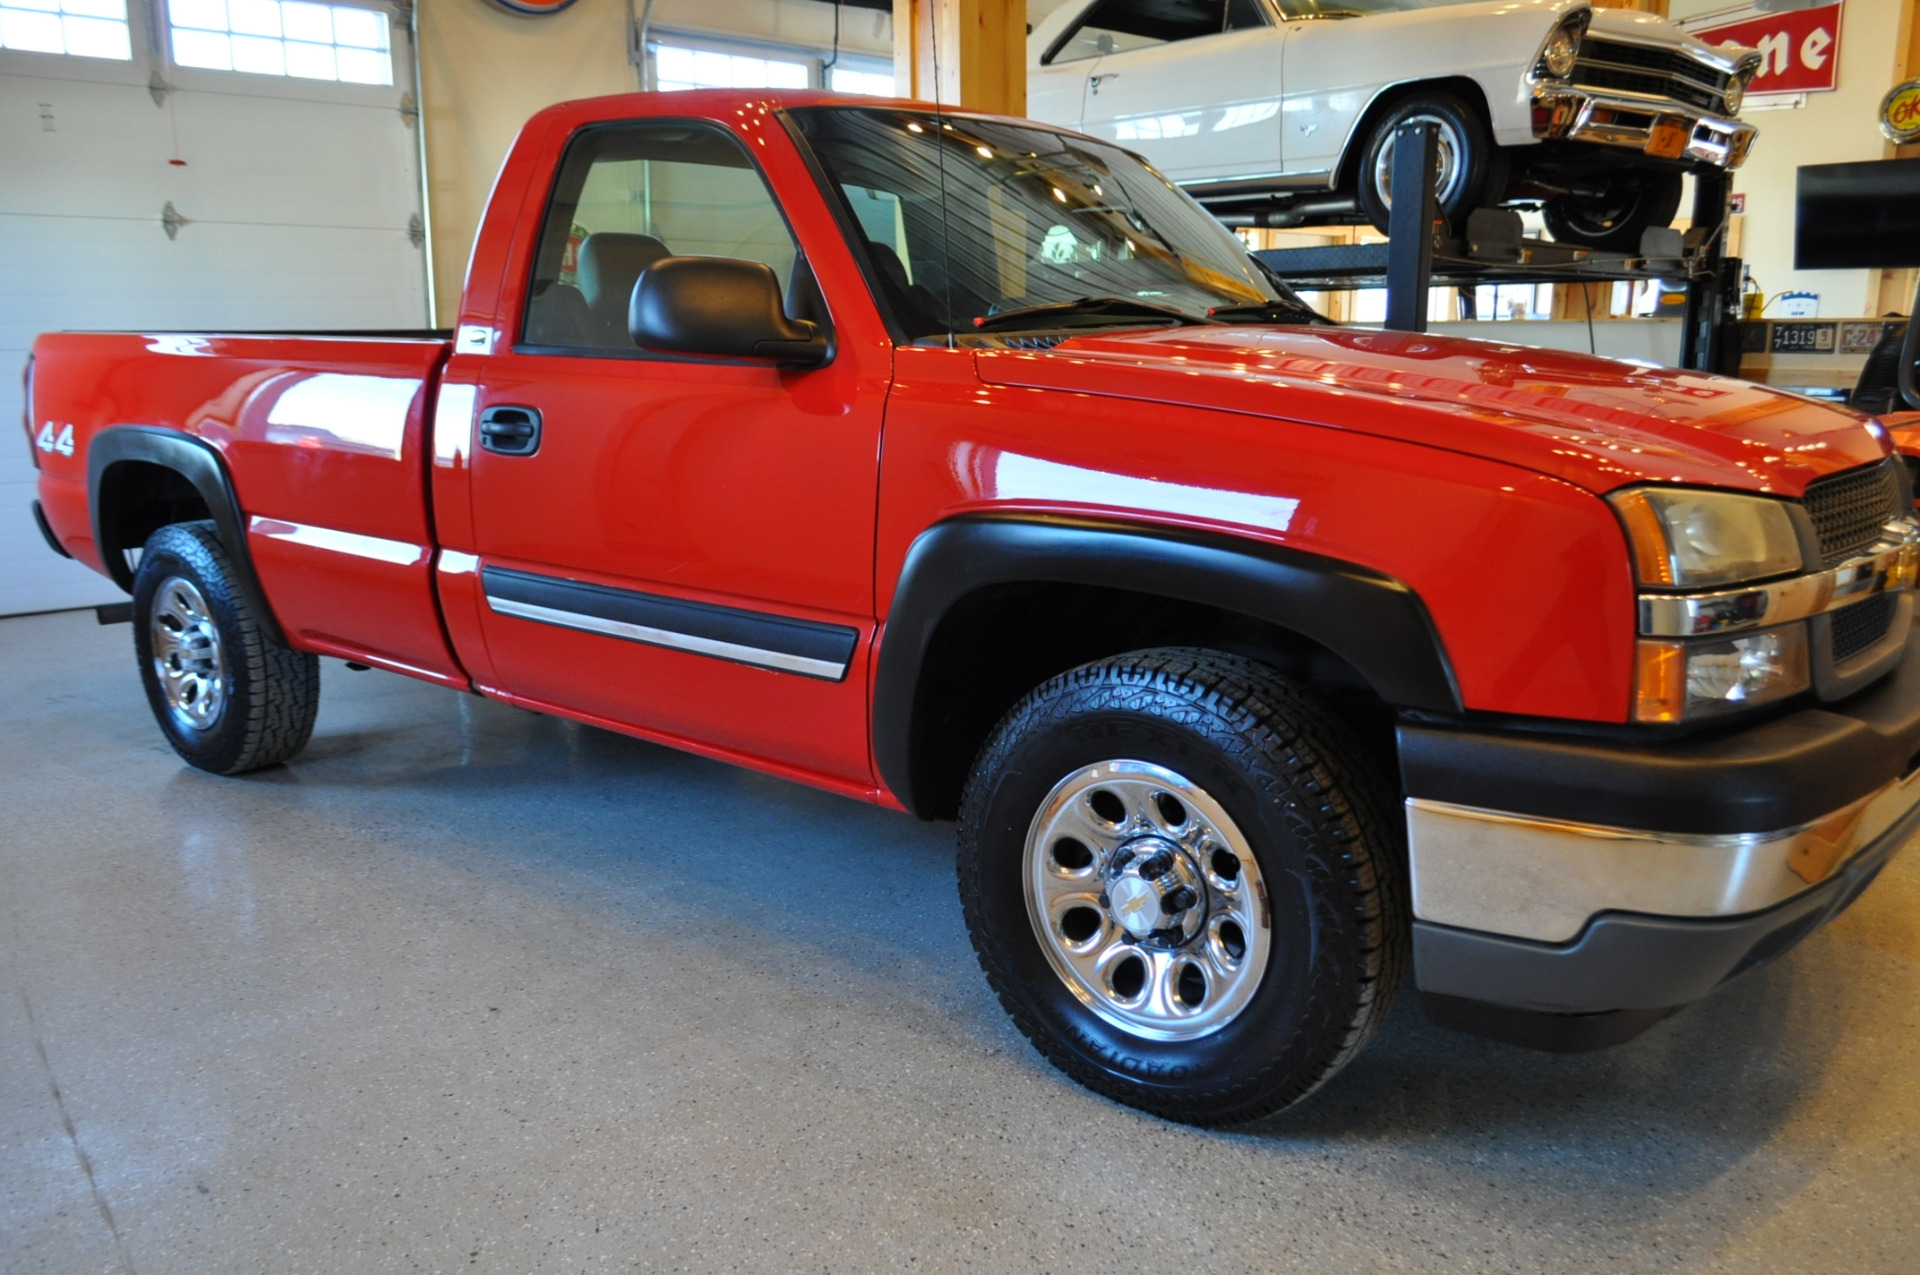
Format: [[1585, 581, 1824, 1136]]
[[1646, 120, 1689, 159]]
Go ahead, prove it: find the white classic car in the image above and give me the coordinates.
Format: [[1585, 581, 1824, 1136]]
[[1027, 0, 1761, 250]]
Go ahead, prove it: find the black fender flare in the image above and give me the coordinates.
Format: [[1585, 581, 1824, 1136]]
[[871, 515, 1462, 815], [88, 425, 288, 647]]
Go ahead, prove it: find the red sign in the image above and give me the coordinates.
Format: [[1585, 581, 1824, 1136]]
[[1688, 3, 1844, 96]]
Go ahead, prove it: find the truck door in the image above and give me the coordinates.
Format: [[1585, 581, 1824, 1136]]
[[460, 118, 885, 789], [1068, 0, 1283, 185]]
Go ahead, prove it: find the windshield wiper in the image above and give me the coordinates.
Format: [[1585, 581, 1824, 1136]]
[[971, 296, 1213, 333], [1205, 299, 1326, 325]]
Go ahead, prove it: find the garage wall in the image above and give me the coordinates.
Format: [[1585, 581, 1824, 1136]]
[[1670, 0, 1910, 318], [2, 0, 430, 616], [417, 0, 892, 319]]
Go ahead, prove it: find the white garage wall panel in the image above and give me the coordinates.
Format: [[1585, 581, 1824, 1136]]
[[1, 0, 427, 616]]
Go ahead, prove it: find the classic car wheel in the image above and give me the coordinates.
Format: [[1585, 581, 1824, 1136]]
[[1543, 171, 1684, 252], [132, 520, 320, 775], [955, 648, 1407, 1126], [1356, 92, 1499, 236]]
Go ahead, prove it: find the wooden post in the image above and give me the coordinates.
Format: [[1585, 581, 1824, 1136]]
[[893, 0, 1027, 116]]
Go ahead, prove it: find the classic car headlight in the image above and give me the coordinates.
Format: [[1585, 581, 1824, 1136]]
[[1634, 625, 1810, 722], [1610, 487, 1804, 589], [1541, 27, 1580, 78], [1724, 73, 1748, 115]]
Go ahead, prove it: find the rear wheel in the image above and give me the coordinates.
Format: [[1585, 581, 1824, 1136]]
[[132, 521, 319, 775], [1543, 171, 1685, 252], [956, 649, 1407, 1126]]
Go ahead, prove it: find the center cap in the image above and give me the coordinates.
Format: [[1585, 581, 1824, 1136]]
[[1109, 877, 1160, 937], [1103, 835, 1207, 948]]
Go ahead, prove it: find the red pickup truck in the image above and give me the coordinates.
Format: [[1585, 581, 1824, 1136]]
[[26, 90, 1920, 1126]]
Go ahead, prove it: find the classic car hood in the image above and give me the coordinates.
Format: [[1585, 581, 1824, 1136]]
[[972, 326, 1888, 497], [1586, 6, 1756, 73]]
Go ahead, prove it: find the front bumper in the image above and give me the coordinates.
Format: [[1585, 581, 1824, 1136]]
[[1531, 86, 1756, 169], [1401, 632, 1920, 1022]]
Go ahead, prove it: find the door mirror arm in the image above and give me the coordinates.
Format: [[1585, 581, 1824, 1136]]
[[629, 256, 832, 368]]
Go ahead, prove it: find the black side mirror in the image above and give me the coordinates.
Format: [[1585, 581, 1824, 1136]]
[[629, 256, 830, 367]]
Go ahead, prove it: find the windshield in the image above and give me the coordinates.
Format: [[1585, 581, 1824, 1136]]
[[1272, 0, 1461, 16], [790, 106, 1319, 341]]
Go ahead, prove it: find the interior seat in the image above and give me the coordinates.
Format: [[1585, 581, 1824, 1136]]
[[864, 240, 947, 339], [578, 232, 672, 347]]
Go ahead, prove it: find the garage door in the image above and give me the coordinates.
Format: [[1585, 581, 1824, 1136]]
[[1, 0, 430, 615]]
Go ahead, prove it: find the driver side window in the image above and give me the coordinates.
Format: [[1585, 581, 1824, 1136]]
[[523, 121, 800, 354], [1049, 0, 1260, 65]]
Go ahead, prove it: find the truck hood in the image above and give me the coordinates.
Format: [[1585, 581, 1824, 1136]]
[[972, 326, 1888, 497]]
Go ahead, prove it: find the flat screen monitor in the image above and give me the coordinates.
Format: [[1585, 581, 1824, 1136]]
[[1795, 158, 1920, 269]]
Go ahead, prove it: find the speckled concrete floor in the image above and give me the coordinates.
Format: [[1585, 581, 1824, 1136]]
[[4, 606, 1918, 1274]]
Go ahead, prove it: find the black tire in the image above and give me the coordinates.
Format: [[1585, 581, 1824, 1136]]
[[956, 649, 1408, 1126], [132, 520, 319, 775], [1542, 171, 1685, 252], [1356, 91, 1501, 236]]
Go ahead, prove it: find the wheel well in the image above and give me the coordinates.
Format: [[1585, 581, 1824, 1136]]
[[1336, 77, 1496, 193], [906, 582, 1401, 820], [96, 460, 212, 580]]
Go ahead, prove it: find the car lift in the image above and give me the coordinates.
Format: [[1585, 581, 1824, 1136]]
[[1245, 120, 1744, 376]]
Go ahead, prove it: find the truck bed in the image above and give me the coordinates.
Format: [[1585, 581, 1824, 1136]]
[[29, 330, 463, 683]]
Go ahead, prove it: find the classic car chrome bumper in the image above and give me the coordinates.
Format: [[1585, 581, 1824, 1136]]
[[1531, 86, 1757, 169]]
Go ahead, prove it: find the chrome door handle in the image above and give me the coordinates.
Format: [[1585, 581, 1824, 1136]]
[[1089, 73, 1117, 93]]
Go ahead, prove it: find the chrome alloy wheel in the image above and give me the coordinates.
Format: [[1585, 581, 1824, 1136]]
[[149, 575, 228, 732], [1372, 113, 1463, 211], [1024, 760, 1272, 1041]]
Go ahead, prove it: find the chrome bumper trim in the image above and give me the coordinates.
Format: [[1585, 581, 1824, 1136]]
[[1531, 86, 1757, 169], [1639, 521, 1920, 637], [1406, 763, 1920, 943]]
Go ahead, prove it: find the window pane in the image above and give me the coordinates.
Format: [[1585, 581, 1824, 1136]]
[[524, 122, 800, 354], [655, 44, 696, 83], [8, 0, 62, 13], [280, 0, 330, 42], [283, 38, 334, 78], [62, 12, 127, 54], [62, 0, 123, 18], [226, 0, 278, 36], [172, 27, 231, 67], [829, 67, 894, 96], [168, 0, 225, 31], [229, 31, 283, 72], [1, 9, 66, 50], [330, 4, 381, 48]]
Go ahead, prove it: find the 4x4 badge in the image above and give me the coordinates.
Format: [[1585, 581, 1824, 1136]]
[[35, 422, 74, 457]]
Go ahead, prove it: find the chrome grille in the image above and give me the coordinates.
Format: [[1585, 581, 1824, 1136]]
[[1803, 460, 1905, 566], [1572, 40, 1730, 113], [1830, 594, 1898, 664]]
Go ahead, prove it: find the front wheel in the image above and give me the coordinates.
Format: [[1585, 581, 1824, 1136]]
[[132, 520, 320, 775], [956, 649, 1408, 1126], [1356, 92, 1500, 236], [1542, 171, 1685, 252]]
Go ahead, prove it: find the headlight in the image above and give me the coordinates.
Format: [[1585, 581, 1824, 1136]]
[[1724, 74, 1747, 115], [1610, 487, 1804, 589], [1634, 625, 1810, 722], [1541, 28, 1579, 78]]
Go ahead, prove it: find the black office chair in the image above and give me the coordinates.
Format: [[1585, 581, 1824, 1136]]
[[1853, 320, 1915, 415]]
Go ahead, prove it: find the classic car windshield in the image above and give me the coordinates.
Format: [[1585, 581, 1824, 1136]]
[[1272, 0, 1467, 15], [792, 106, 1319, 341]]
